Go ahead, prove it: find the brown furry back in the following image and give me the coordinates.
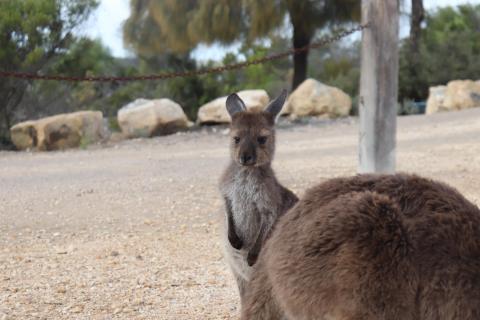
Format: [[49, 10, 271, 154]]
[[242, 173, 480, 320]]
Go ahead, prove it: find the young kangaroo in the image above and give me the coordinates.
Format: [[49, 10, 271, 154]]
[[242, 173, 480, 320], [219, 90, 298, 304]]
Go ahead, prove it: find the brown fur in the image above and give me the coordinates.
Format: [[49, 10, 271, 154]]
[[242, 173, 480, 320], [219, 91, 299, 305]]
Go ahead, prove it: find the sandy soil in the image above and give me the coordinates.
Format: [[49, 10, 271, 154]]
[[1, 108, 480, 320]]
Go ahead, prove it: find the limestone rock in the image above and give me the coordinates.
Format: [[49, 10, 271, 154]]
[[117, 98, 189, 138], [10, 111, 105, 151], [425, 86, 446, 114], [282, 79, 352, 118], [426, 80, 480, 114], [197, 90, 270, 124]]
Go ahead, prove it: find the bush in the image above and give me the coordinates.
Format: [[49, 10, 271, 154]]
[[399, 5, 480, 101]]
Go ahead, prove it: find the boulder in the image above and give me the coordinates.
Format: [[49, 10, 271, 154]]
[[282, 79, 352, 118], [10, 111, 105, 151], [197, 90, 270, 124], [426, 80, 480, 114], [117, 98, 190, 138], [425, 86, 446, 114]]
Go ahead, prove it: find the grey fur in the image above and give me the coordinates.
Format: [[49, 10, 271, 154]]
[[265, 89, 287, 118], [226, 93, 247, 117]]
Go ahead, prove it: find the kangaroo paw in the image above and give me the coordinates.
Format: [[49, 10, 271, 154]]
[[229, 234, 243, 250], [247, 251, 258, 266]]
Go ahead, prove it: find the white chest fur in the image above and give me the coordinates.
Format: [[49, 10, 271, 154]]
[[223, 169, 277, 245]]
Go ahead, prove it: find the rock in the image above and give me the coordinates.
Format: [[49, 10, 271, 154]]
[[282, 79, 352, 118], [426, 80, 480, 114], [425, 85, 446, 114], [117, 98, 190, 138], [70, 305, 84, 313], [197, 90, 270, 124], [55, 248, 68, 255], [56, 286, 67, 294], [10, 111, 105, 151]]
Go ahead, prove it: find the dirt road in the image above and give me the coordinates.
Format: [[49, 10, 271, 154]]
[[1, 108, 480, 319]]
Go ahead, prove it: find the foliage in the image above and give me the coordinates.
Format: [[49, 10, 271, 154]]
[[0, 0, 99, 147], [4, 2, 480, 150], [106, 42, 291, 120], [124, 0, 359, 54], [309, 4, 480, 111], [308, 40, 361, 98], [18, 39, 138, 122], [123, 0, 360, 89], [399, 4, 480, 101], [398, 99, 425, 116]]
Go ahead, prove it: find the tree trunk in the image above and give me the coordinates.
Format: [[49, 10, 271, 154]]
[[406, 0, 424, 101], [410, 0, 424, 54], [291, 25, 311, 91], [0, 83, 26, 148]]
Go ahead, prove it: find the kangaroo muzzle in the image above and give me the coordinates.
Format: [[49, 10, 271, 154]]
[[239, 141, 256, 166], [240, 152, 256, 166]]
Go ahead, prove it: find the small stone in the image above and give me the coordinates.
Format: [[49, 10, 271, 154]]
[[110, 251, 120, 257], [56, 286, 67, 294], [70, 305, 84, 313], [55, 248, 68, 254]]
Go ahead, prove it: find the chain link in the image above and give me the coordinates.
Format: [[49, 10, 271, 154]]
[[0, 24, 367, 83]]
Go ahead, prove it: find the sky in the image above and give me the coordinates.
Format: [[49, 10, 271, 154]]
[[83, 0, 479, 61]]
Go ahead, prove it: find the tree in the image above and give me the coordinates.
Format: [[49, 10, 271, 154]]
[[123, 0, 360, 90], [0, 0, 98, 147], [22, 39, 131, 119], [410, 0, 424, 54], [399, 4, 480, 101], [402, 0, 424, 101]]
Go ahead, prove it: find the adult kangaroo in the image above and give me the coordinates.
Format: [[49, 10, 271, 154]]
[[242, 173, 480, 320], [219, 90, 298, 306]]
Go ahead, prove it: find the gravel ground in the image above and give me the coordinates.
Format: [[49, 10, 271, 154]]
[[1, 108, 480, 320]]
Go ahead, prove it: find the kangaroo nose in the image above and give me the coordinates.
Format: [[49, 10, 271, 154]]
[[240, 153, 255, 165]]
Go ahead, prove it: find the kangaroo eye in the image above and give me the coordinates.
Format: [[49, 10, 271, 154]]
[[233, 136, 241, 144], [257, 136, 267, 145]]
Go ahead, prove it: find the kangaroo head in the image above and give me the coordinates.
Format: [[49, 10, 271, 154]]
[[225, 90, 287, 167]]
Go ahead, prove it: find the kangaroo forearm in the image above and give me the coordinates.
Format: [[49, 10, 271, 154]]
[[247, 222, 269, 266], [225, 197, 243, 250]]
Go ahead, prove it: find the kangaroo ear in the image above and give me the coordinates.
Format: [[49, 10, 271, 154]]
[[265, 89, 287, 118], [226, 93, 247, 117]]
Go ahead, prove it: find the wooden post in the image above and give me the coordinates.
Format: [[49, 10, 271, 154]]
[[359, 0, 399, 173]]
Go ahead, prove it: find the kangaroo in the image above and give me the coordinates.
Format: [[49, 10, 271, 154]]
[[242, 173, 480, 320], [219, 90, 299, 305]]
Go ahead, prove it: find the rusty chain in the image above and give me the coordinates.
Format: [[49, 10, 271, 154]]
[[0, 24, 367, 83]]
